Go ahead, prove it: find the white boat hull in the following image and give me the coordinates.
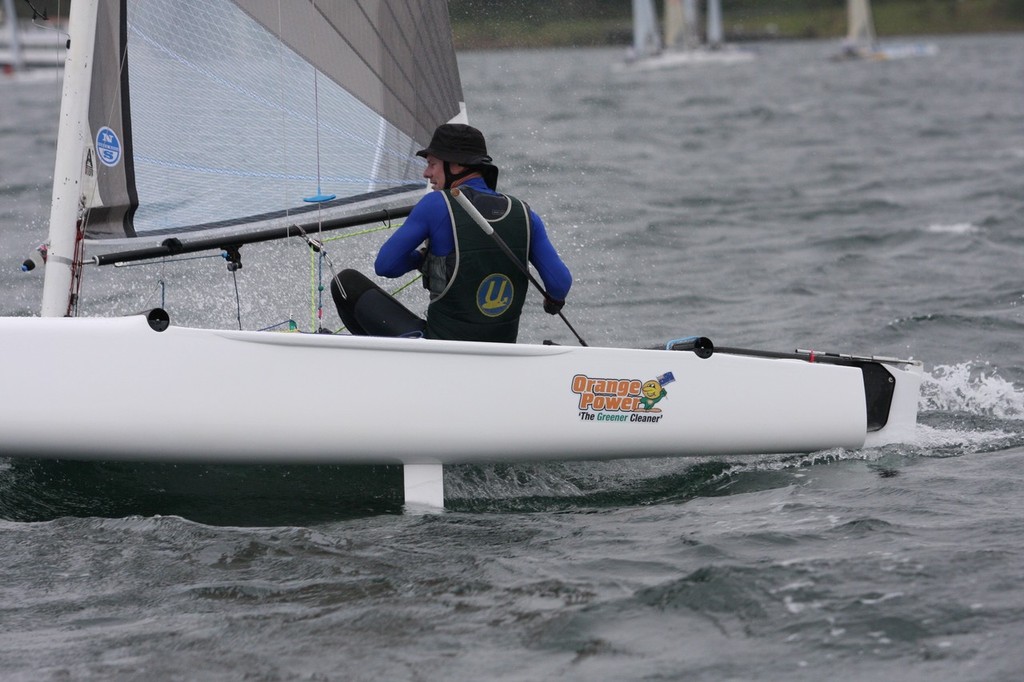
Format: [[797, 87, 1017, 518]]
[[0, 313, 921, 465], [616, 46, 754, 73], [868, 43, 939, 60], [834, 42, 939, 62]]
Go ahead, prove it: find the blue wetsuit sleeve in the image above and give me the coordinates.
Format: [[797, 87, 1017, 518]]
[[376, 191, 461, 277], [528, 209, 572, 301], [374, 195, 436, 277]]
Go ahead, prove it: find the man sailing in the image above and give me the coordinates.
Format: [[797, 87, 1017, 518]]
[[332, 123, 572, 343]]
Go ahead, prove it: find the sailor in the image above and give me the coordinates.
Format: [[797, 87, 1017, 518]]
[[332, 123, 572, 343]]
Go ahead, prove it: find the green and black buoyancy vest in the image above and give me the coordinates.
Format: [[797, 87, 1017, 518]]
[[423, 188, 531, 343]]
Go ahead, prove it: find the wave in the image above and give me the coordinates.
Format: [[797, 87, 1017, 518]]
[[925, 222, 980, 235]]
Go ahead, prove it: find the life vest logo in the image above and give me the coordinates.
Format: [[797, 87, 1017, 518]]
[[96, 126, 122, 167], [572, 371, 675, 423], [477, 273, 513, 317]]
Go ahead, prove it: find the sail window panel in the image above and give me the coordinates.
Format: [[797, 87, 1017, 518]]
[[117, 0, 425, 238]]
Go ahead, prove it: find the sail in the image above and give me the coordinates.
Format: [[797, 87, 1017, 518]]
[[78, 0, 463, 243], [663, 0, 682, 49], [846, 0, 877, 48], [631, 0, 661, 59], [663, 0, 700, 51]]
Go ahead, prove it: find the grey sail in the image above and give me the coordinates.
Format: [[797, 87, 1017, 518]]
[[83, 0, 463, 243]]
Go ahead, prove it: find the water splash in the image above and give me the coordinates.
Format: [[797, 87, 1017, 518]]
[[921, 362, 1024, 419], [910, 422, 1015, 455], [900, 363, 1024, 455]]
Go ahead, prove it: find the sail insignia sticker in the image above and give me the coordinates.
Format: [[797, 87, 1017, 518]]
[[572, 371, 676, 423], [96, 127, 122, 167], [477, 273, 514, 317]]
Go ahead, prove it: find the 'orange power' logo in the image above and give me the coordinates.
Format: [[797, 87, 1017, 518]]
[[571, 372, 675, 418]]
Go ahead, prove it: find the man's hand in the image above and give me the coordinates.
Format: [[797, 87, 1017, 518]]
[[543, 296, 565, 315]]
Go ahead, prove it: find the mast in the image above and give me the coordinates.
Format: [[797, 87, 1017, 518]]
[[2, 0, 23, 71], [631, 0, 660, 59], [41, 0, 98, 317], [681, 0, 699, 51], [706, 0, 723, 48]]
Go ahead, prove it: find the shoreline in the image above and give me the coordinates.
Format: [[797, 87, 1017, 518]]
[[450, 1, 1024, 51]]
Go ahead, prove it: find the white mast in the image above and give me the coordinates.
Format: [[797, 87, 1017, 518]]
[[681, 0, 700, 51], [2, 0, 24, 71], [631, 0, 661, 59], [706, 0, 724, 48], [41, 0, 98, 317]]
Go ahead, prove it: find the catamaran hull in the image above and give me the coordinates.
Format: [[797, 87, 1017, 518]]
[[0, 314, 921, 465], [615, 47, 754, 73]]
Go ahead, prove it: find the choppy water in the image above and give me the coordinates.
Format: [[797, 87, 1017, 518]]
[[2, 34, 1024, 680]]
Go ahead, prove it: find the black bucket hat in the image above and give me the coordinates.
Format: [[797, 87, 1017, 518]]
[[417, 123, 499, 189]]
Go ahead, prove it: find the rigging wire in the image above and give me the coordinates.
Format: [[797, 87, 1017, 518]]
[[291, 219, 422, 334], [302, 70, 335, 205], [231, 268, 242, 330], [20, 0, 48, 20], [301, 0, 337, 332]]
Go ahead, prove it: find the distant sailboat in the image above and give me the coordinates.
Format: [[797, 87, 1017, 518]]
[[618, 0, 754, 72], [0, 0, 65, 80], [833, 0, 937, 61]]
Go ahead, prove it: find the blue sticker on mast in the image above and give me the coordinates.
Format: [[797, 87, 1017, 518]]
[[96, 126, 121, 167]]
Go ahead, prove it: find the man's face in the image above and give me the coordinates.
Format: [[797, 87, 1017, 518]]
[[422, 154, 466, 190]]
